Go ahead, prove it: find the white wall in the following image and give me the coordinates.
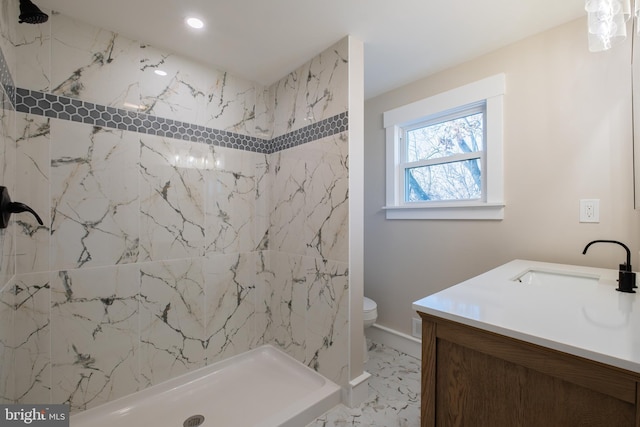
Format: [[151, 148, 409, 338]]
[[364, 17, 640, 336]]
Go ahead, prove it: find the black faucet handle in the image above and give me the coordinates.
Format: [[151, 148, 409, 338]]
[[620, 263, 633, 272], [7, 202, 43, 225], [0, 186, 44, 228]]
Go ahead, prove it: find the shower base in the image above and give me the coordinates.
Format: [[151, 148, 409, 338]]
[[70, 344, 341, 427]]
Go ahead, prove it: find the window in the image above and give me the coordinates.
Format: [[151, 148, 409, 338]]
[[383, 74, 505, 220], [403, 104, 484, 203]]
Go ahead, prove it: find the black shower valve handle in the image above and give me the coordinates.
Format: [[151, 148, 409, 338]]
[[0, 186, 43, 229], [7, 202, 43, 225]]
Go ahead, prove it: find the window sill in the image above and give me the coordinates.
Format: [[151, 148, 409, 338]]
[[382, 202, 505, 220]]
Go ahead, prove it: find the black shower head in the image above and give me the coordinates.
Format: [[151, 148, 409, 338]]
[[18, 0, 49, 24]]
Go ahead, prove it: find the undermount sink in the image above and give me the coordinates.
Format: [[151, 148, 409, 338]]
[[512, 269, 601, 287]]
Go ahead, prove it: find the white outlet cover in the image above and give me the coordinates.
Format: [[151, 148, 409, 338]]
[[579, 199, 600, 223]]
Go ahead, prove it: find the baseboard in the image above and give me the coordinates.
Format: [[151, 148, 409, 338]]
[[342, 371, 371, 408], [366, 323, 421, 360]]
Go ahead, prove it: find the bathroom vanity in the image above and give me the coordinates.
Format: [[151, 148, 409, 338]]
[[413, 259, 640, 426]]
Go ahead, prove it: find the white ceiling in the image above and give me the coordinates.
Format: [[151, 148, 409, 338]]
[[34, 0, 586, 100]]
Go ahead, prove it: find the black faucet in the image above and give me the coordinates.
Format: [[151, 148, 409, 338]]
[[582, 240, 636, 293]]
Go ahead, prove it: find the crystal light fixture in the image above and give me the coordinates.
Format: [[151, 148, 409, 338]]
[[585, 0, 639, 51]]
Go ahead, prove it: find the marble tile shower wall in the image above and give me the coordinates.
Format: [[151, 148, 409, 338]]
[[0, 7, 350, 412]]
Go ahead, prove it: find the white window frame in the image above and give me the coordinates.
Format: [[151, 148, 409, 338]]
[[383, 74, 505, 220]]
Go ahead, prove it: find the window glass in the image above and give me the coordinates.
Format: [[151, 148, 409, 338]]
[[406, 159, 482, 202], [405, 112, 484, 163], [403, 108, 484, 203]]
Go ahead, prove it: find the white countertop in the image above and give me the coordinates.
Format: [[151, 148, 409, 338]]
[[413, 259, 640, 374]]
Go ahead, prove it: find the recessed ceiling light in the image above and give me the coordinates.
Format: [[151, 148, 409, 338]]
[[186, 17, 204, 29], [154, 69, 168, 76]]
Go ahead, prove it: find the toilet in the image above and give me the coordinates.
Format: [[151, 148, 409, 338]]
[[363, 296, 378, 362]]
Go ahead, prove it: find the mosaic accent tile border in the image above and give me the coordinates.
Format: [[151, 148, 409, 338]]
[[270, 113, 348, 153], [16, 88, 269, 152], [13, 88, 347, 154]]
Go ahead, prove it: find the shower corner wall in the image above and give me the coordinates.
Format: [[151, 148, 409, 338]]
[[345, 35, 368, 408], [0, 2, 364, 413]]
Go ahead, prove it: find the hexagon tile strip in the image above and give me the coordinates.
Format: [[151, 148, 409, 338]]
[[14, 88, 348, 154], [268, 112, 348, 154]]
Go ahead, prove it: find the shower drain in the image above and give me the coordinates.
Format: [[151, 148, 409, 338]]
[[183, 415, 205, 427]]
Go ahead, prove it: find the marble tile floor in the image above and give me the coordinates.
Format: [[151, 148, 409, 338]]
[[307, 341, 420, 427]]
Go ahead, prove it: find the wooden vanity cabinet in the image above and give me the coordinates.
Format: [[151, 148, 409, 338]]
[[419, 312, 640, 427]]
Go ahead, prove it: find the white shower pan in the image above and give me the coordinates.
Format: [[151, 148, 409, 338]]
[[70, 345, 341, 427]]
